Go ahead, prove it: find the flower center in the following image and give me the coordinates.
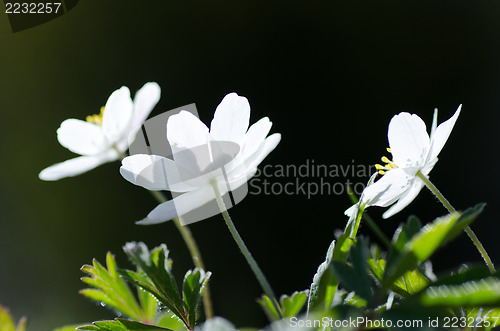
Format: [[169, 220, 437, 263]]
[[375, 148, 397, 175], [86, 106, 105, 126]]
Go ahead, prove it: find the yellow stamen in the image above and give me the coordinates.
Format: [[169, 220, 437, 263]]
[[86, 106, 105, 126], [376, 152, 397, 176]]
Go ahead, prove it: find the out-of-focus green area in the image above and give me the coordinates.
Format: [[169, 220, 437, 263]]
[[0, 1, 499, 330]]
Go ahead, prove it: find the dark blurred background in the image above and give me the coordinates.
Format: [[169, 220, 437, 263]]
[[0, 1, 499, 330]]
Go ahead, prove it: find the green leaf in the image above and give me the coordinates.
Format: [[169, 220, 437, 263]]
[[400, 266, 500, 308], [384, 216, 422, 277], [442, 203, 485, 245], [331, 238, 373, 301], [157, 311, 187, 330], [333, 223, 356, 262], [257, 295, 280, 321], [392, 216, 422, 252], [182, 269, 211, 327], [121, 243, 185, 325], [369, 256, 428, 297], [307, 240, 337, 312], [118, 319, 173, 330], [77, 319, 174, 331], [80, 252, 153, 323], [342, 291, 367, 308], [281, 291, 309, 317], [121, 242, 210, 331], [0, 306, 26, 331], [136, 277, 158, 323], [400, 270, 428, 295], [382, 212, 461, 288], [259, 291, 309, 320], [367, 257, 386, 283], [418, 276, 500, 307]]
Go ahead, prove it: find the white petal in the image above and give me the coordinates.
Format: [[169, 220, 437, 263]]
[[427, 105, 461, 162], [223, 133, 281, 184], [245, 133, 281, 170], [39, 152, 116, 181], [344, 203, 359, 218], [209, 93, 250, 146], [382, 179, 425, 219], [57, 119, 107, 155], [223, 165, 257, 196], [167, 110, 209, 150], [362, 168, 412, 208], [420, 157, 438, 177], [137, 185, 215, 224], [102, 86, 134, 143], [120, 154, 194, 192], [219, 133, 280, 187], [242, 117, 272, 159], [128, 82, 161, 138], [388, 112, 430, 168]]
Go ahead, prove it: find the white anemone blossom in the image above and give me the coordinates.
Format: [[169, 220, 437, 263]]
[[120, 93, 281, 225], [345, 105, 461, 219], [39, 83, 161, 181]]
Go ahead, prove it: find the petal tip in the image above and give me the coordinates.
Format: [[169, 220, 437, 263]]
[[135, 217, 156, 225], [38, 170, 54, 181], [136, 216, 172, 225]]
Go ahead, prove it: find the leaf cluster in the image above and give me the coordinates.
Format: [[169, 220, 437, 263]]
[[77, 242, 209, 331]]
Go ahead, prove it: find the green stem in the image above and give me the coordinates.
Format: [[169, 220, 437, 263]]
[[112, 145, 128, 160], [149, 190, 214, 319], [350, 206, 364, 241], [415, 171, 455, 213], [416, 171, 495, 273], [363, 215, 392, 250], [347, 189, 392, 249], [210, 179, 283, 319]]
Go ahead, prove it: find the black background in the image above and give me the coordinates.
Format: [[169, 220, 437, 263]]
[[0, 1, 499, 330]]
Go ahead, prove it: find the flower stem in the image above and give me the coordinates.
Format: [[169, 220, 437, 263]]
[[416, 171, 495, 273], [363, 213, 392, 249], [210, 179, 283, 319], [347, 188, 392, 249], [149, 190, 214, 319]]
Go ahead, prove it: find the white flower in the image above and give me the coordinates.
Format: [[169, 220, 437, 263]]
[[120, 92, 281, 225], [39, 83, 161, 181], [345, 105, 461, 219]]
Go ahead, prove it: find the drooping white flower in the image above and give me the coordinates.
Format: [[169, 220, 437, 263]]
[[345, 105, 461, 219], [39, 83, 161, 181], [120, 93, 281, 225]]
